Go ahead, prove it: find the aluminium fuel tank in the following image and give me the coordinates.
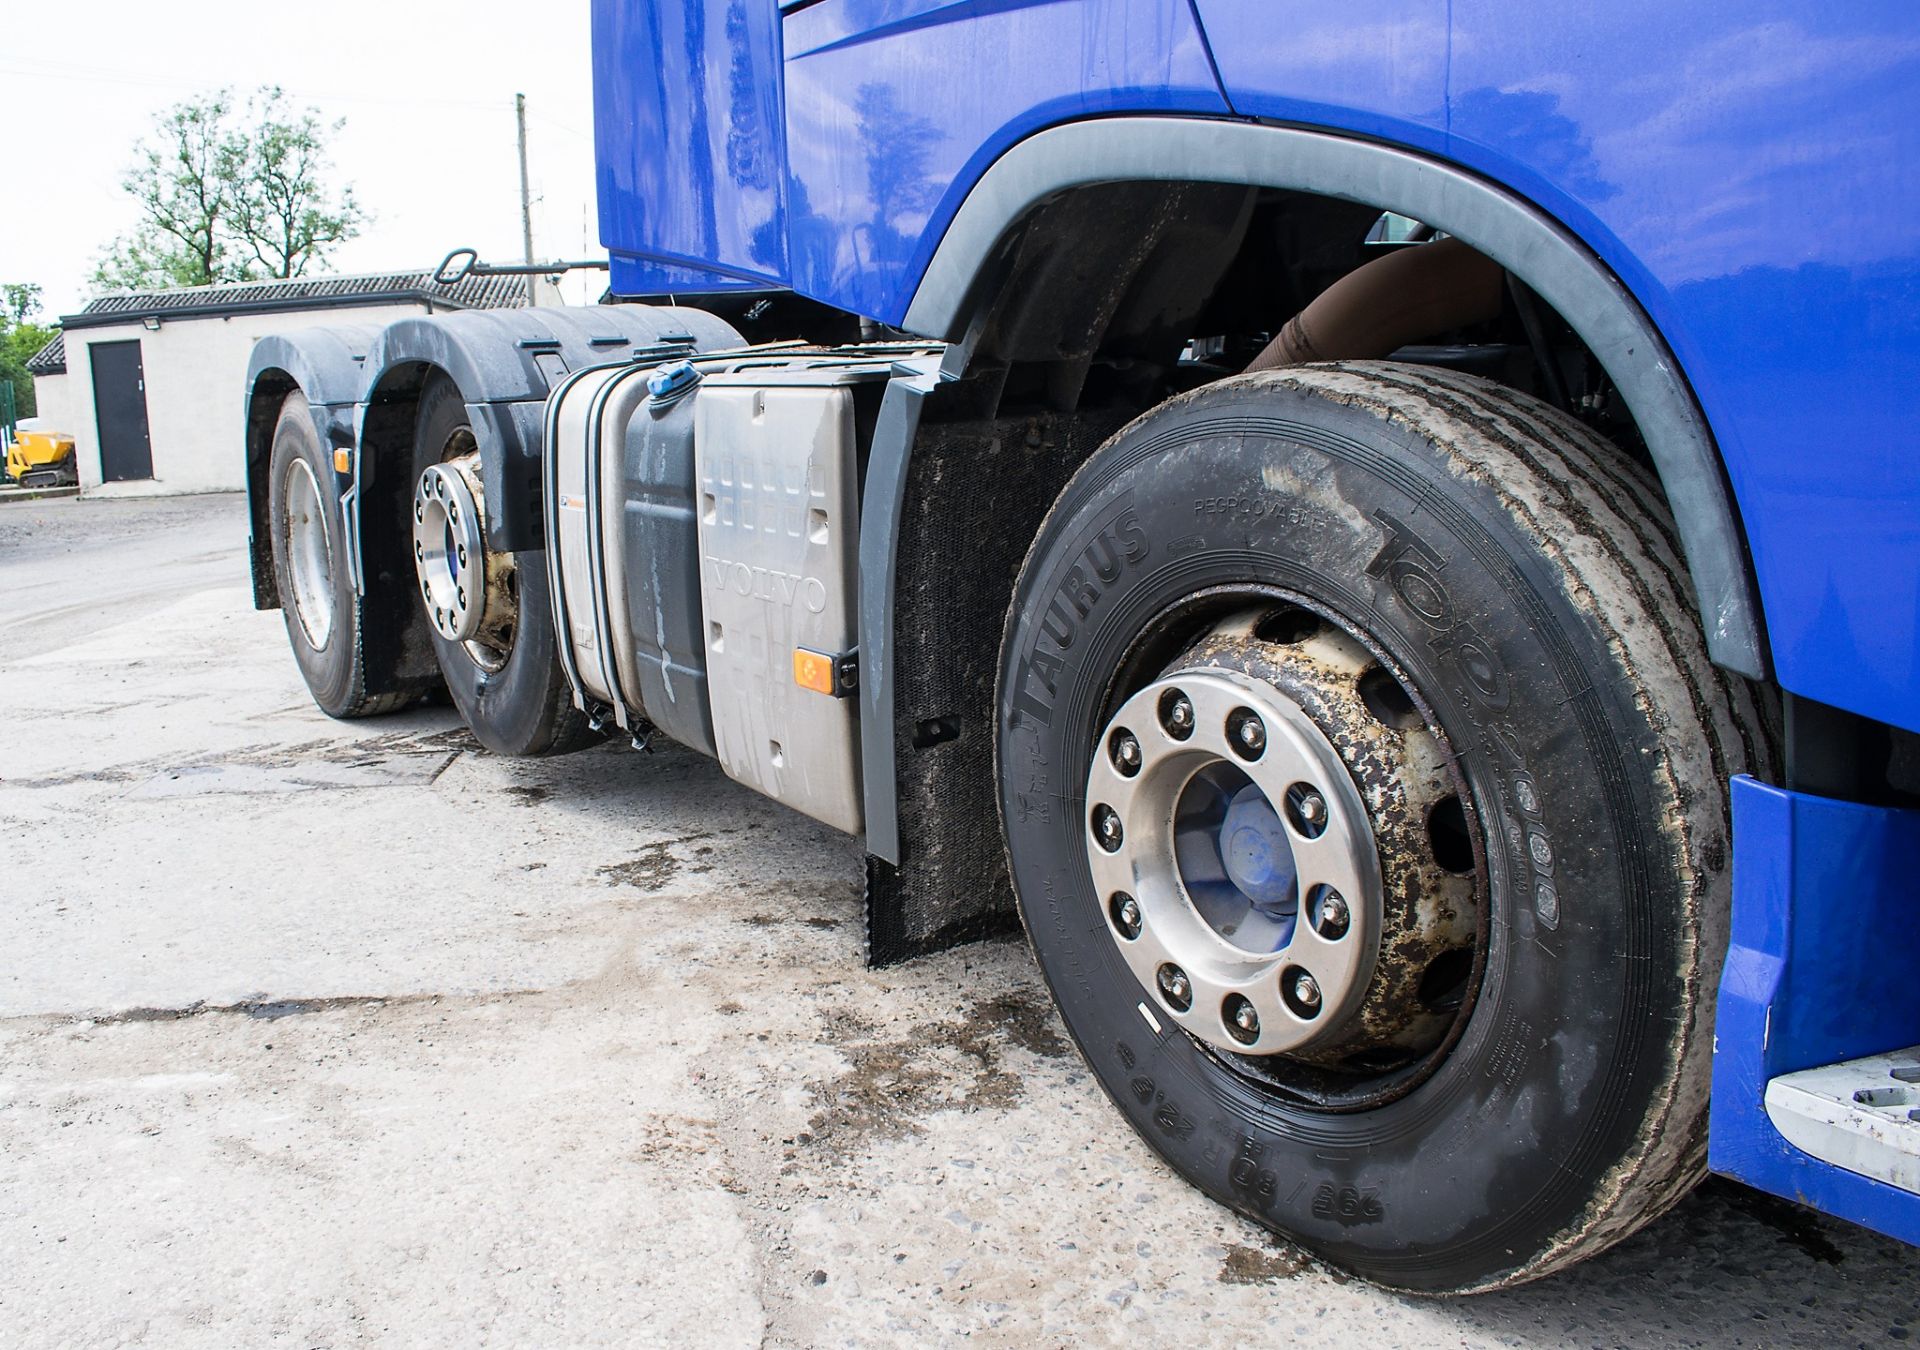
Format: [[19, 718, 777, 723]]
[[544, 343, 938, 833]]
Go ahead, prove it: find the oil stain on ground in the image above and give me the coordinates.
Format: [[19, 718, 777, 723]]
[[597, 833, 716, 892], [1219, 1241, 1314, 1284], [801, 989, 1069, 1158]]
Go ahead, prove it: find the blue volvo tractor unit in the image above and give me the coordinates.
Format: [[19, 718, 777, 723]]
[[242, 0, 1920, 1291]]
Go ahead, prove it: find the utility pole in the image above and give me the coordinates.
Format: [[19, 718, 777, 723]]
[[515, 92, 534, 266]]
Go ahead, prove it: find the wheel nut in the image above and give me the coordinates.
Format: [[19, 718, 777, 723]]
[[1228, 708, 1266, 760], [1224, 994, 1259, 1045], [1110, 731, 1142, 776], [1092, 804, 1124, 853], [1110, 892, 1142, 939], [1286, 969, 1323, 1017], [1314, 889, 1351, 940], [1160, 690, 1195, 739], [1156, 964, 1192, 1011], [1286, 785, 1330, 838]]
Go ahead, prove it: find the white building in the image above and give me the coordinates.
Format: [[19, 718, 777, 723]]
[[24, 333, 70, 433], [44, 270, 541, 494]]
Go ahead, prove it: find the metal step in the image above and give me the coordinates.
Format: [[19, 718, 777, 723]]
[[1765, 1047, 1920, 1195]]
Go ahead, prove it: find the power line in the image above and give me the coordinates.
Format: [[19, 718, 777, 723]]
[[0, 60, 511, 111]]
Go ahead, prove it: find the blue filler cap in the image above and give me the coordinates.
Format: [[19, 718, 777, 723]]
[[646, 360, 700, 401]]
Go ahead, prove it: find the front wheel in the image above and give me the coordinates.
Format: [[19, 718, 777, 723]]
[[996, 362, 1768, 1292]]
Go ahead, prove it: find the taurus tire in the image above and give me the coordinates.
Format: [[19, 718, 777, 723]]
[[412, 376, 593, 757], [995, 362, 1768, 1292]]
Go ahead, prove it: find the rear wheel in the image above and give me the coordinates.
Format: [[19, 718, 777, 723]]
[[268, 393, 409, 718], [411, 375, 593, 757], [996, 362, 1768, 1292]]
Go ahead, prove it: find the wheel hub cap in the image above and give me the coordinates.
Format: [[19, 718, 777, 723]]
[[1087, 668, 1382, 1056], [414, 461, 488, 643]]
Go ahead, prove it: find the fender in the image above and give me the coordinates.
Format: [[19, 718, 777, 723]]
[[898, 115, 1769, 681], [243, 324, 381, 609], [353, 305, 742, 559]]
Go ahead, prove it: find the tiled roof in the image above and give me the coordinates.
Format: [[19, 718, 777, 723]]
[[25, 331, 65, 376], [64, 268, 531, 327]]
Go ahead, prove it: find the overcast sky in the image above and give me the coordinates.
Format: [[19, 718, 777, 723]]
[[3, 3, 603, 318]]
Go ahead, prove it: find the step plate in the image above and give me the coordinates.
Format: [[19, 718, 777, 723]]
[[1765, 1047, 1920, 1195]]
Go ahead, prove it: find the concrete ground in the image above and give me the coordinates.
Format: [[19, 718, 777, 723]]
[[1, 491, 1914, 1348]]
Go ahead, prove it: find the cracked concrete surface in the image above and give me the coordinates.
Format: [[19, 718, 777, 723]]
[[2, 492, 1916, 1347]]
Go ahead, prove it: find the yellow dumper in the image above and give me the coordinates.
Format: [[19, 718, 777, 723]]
[[4, 419, 77, 488]]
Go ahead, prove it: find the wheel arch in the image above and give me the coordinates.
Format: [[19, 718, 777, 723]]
[[243, 325, 383, 610], [899, 115, 1769, 681], [354, 305, 744, 557]]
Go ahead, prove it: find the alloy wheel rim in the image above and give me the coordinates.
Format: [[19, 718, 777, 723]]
[[284, 456, 335, 650]]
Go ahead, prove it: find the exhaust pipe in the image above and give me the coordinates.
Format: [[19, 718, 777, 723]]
[[1248, 236, 1505, 370]]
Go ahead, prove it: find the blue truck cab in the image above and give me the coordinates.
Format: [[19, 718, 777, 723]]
[[245, 0, 1920, 1290]]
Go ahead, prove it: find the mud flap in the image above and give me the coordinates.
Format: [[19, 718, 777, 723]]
[[864, 405, 1132, 965]]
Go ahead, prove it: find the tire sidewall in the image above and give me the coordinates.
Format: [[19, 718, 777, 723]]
[[997, 378, 1684, 1291], [267, 397, 360, 716]]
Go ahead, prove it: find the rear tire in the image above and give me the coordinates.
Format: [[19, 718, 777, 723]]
[[411, 375, 594, 757], [268, 393, 408, 718], [996, 362, 1769, 1292]]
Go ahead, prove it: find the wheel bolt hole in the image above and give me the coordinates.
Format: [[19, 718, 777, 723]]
[[1108, 729, 1143, 777], [1226, 707, 1266, 760], [1158, 689, 1195, 740], [1358, 664, 1421, 731], [1308, 884, 1351, 940], [1156, 963, 1192, 1012], [1109, 892, 1142, 940], [1091, 803, 1124, 853], [1223, 994, 1259, 1045], [1253, 607, 1320, 645], [1428, 794, 1474, 875], [1284, 783, 1330, 838], [1281, 966, 1323, 1019]]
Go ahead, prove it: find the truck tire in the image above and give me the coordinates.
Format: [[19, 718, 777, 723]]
[[267, 393, 409, 718], [995, 362, 1768, 1292], [411, 375, 594, 757]]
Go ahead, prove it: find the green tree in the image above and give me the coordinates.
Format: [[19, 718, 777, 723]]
[[92, 87, 366, 293], [0, 284, 58, 420], [94, 92, 247, 290], [228, 89, 365, 280]]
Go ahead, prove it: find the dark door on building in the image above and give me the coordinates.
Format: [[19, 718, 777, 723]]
[[90, 340, 153, 482]]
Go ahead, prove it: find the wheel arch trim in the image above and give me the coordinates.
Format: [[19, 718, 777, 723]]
[[900, 115, 1768, 679]]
